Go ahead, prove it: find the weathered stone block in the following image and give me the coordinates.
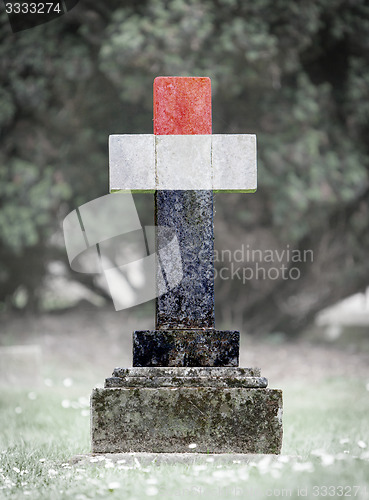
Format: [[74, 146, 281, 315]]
[[154, 76, 212, 135], [108, 134, 257, 192], [155, 190, 215, 330], [105, 366, 267, 388], [91, 385, 283, 454], [133, 330, 239, 367], [112, 367, 261, 377], [104, 376, 268, 388], [212, 134, 257, 192], [156, 135, 212, 190], [109, 134, 155, 192]]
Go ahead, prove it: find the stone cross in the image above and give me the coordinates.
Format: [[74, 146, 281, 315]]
[[109, 76, 257, 367], [91, 76, 283, 455]]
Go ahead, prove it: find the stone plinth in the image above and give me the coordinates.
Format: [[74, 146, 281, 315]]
[[91, 367, 283, 454], [133, 330, 239, 367], [106, 366, 266, 388]]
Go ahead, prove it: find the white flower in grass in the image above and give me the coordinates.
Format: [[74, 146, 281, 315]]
[[188, 443, 197, 449], [117, 465, 130, 470], [311, 449, 325, 457], [39, 459, 46, 463], [272, 461, 283, 470], [146, 486, 158, 496], [292, 462, 314, 472], [24, 491, 31, 496], [201, 475, 213, 485], [256, 455, 272, 474], [116, 459, 126, 464], [358, 440, 367, 449], [78, 396, 89, 407], [63, 378, 73, 387], [4, 477, 15, 487], [211, 469, 221, 478], [81, 410, 89, 417], [90, 458, 99, 463], [271, 468, 281, 479], [238, 468, 249, 481], [193, 464, 207, 472], [27, 392, 37, 400], [48, 469, 58, 477], [206, 457, 214, 463], [339, 438, 349, 444], [336, 453, 349, 460], [321, 454, 335, 466], [146, 478, 158, 485], [13, 467, 20, 474], [216, 469, 238, 481], [15, 407, 22, 414], [61, 400, 70, 409], [108, 482, 121, 491], [104, 462, 114, 469]]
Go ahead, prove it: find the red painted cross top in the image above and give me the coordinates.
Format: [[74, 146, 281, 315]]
[[153, 77, 212, 135]]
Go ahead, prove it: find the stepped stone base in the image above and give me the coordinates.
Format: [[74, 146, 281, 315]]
[[91, 367, 283, 454]]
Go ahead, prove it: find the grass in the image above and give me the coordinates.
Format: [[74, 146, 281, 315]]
[[1, 377, 369, 499]]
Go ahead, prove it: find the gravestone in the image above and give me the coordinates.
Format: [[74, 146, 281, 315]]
[[91, 77, 283, 454]]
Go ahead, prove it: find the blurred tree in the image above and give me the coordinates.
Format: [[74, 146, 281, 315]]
[[0, 0, 368, 333]]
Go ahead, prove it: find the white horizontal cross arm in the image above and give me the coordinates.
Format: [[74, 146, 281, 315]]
[[109, 134, 257, 192]]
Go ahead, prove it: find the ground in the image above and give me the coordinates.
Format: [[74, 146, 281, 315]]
[[1, 304, 369, 499]]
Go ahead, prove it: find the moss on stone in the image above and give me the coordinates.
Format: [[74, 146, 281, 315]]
[[91, 386, 282, 454]]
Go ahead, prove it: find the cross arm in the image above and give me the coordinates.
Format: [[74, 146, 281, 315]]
[[109, 134, 257, 193]]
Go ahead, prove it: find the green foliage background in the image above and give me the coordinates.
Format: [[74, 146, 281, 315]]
[[0, 0, 369, 333]]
